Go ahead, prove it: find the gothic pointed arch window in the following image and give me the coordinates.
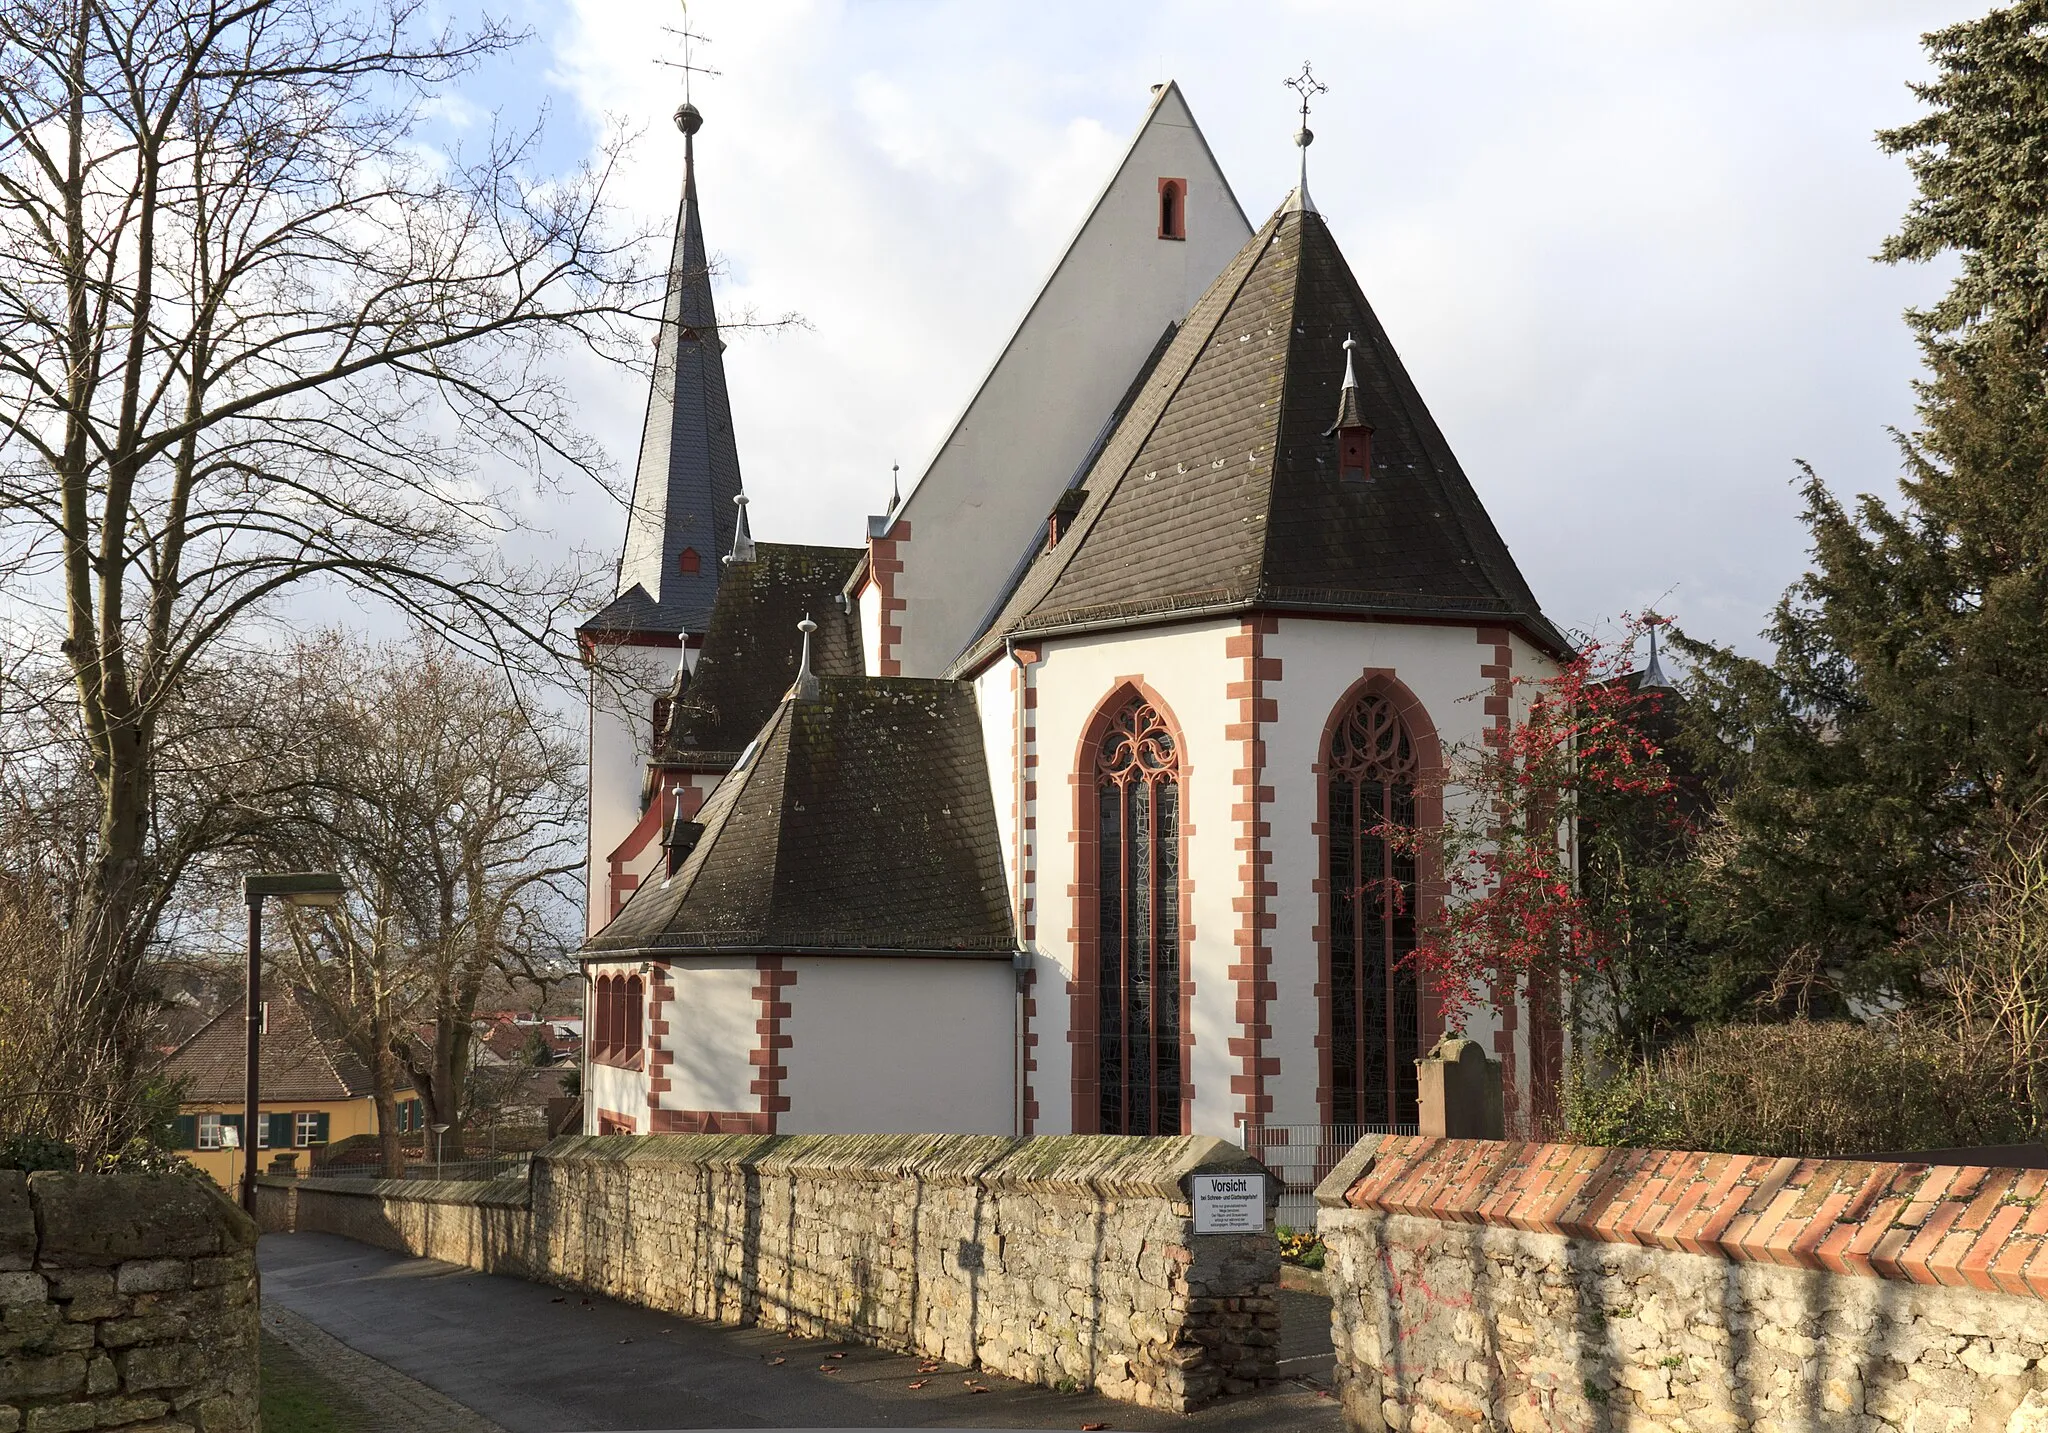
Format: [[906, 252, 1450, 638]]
[[1092, 692, 1184, 1135], [1327, 688, 1423, 1126]]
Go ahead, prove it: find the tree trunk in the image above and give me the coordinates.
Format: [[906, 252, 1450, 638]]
[[371, 1034, 404, 1179]]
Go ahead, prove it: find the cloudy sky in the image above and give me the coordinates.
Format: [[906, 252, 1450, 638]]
[[491, 0, 1986, 657]]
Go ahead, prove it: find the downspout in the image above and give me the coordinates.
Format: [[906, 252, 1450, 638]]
[[1007, 636, 1029, 1137]]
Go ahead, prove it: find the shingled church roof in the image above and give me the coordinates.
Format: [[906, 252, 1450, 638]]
[[589, 676, 1014, 958], [657, 542, 865, 769], [954, 201, 1564, 674]]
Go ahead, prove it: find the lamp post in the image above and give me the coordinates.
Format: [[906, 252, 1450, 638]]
[[243, 872, 346, 1211]]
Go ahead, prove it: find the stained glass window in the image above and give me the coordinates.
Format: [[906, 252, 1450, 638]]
[[1094, 696, 1182, 1135], [1327, 690, 1422, 1126]]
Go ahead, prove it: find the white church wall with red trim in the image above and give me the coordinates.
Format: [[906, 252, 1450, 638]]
[[1006, 618, 1243, 1140], [586, 1059, 651, 1137], [780, 957, 1015, 1135], [1260, 615, 1560, 1134], [650, 958, 760, 1122], [883, 83, 1251, 680], [584, 642, 684, 938]]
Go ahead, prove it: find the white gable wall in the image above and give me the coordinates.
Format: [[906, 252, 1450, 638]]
[[881, 84, 1251, 679]]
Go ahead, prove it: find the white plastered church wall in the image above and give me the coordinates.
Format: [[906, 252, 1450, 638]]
[[780, 958, 1015, 1134], [584, 643, 684, 938], [650, 959, 759, 1118], [1009, 619, 1242, 1138], [883, 84, 1251, 679]]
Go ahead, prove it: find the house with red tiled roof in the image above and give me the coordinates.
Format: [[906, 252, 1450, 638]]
[[162, 986, 416, 1188]]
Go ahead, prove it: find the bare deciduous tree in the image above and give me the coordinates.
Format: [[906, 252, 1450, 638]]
[[0, 0, 653, 1145], [260, 631, 580, 1172]]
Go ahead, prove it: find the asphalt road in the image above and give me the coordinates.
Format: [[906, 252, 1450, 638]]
[[259, 1233, 1346, 1433]]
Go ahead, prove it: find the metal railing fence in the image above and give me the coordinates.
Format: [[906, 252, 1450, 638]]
[[1237, 1123, 1418, 1234]]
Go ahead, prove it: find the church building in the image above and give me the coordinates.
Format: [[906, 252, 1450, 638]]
[[577, 81, 1565, 1143]]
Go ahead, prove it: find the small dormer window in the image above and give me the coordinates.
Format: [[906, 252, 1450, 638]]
[[1158, 178, 1186, 241], [678, 547, 701, 575]]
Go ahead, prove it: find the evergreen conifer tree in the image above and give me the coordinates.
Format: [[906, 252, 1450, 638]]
[[1683, 1, 2048, 1013]]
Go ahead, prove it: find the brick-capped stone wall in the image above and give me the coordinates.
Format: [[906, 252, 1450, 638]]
[[2, 1171, 258, 1433], [1317, 1134, 2048, 1433], [270, 1133, 1279, 1411]]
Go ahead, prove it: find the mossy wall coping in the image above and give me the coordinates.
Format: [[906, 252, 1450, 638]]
[[537, 1132, 1269, 1201], [29, 1171, 256, 1265], [294, 1175, 531, 1209]]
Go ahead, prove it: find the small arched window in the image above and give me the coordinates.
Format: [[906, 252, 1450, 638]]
[[1327, 689, 1423, 1127], [625, 976, 644, 1057], [1093, 693, 1183, 1135], [593, 975, 613, 1057], [1158, 179, 1185, 241]]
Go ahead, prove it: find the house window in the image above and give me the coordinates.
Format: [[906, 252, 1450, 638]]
[[256, 1116, 270, 1149], [1327, 689, 1423, 1127], [1158, 178, 1186, 240], [1093, 694, 1183, 1135], [197, 1113, 224, 1150], [295, 1112, 323, 1147]]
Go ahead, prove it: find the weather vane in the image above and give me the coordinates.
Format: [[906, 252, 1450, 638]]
[[658, 1, 722, 106], [1283, 61, 1327, 210]]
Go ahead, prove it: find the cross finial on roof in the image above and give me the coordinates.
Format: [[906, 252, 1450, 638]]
[[661, 1, 721, 111], [888, 461, 901, 516], [1284, 61, 1327, 216], [1341, 333, 1359, 391]]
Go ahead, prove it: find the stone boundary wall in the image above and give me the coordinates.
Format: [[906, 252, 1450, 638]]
[[1316, 1134, 2048, 1433], [2, 1172, 258, 1433], [265, 1132, 1280, 1411]]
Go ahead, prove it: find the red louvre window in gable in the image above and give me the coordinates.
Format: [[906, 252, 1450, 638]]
[[1158, 178, 1186, 241]]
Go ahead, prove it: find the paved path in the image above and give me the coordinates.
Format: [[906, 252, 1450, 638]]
[[264, 1302, 507, 1433], [260, 1233, 1344, 1433]]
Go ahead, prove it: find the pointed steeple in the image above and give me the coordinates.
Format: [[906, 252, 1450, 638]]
[[600, 100, 746, 636]]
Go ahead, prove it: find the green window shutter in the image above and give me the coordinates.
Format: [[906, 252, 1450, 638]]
[[173, 1115, 197, 1150], [311, 1112, 330, 1144], [269, 1113, 294, 1149]]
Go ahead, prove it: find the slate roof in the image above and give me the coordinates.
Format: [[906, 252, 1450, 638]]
[[658, 543, 865, 768], [163, 987, 402, 1104], [582, 115, 745, 639], [955, 201, 1565, 674], [588, 677, 1015, 958]]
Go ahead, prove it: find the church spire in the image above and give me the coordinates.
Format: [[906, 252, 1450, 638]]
[[607, 98, 746, 635]]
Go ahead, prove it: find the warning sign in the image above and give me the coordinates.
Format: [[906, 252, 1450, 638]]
[[1191, 1172, 1267, 1235]]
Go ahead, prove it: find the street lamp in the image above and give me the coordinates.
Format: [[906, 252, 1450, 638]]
[[242, 872, 345, 1211]]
